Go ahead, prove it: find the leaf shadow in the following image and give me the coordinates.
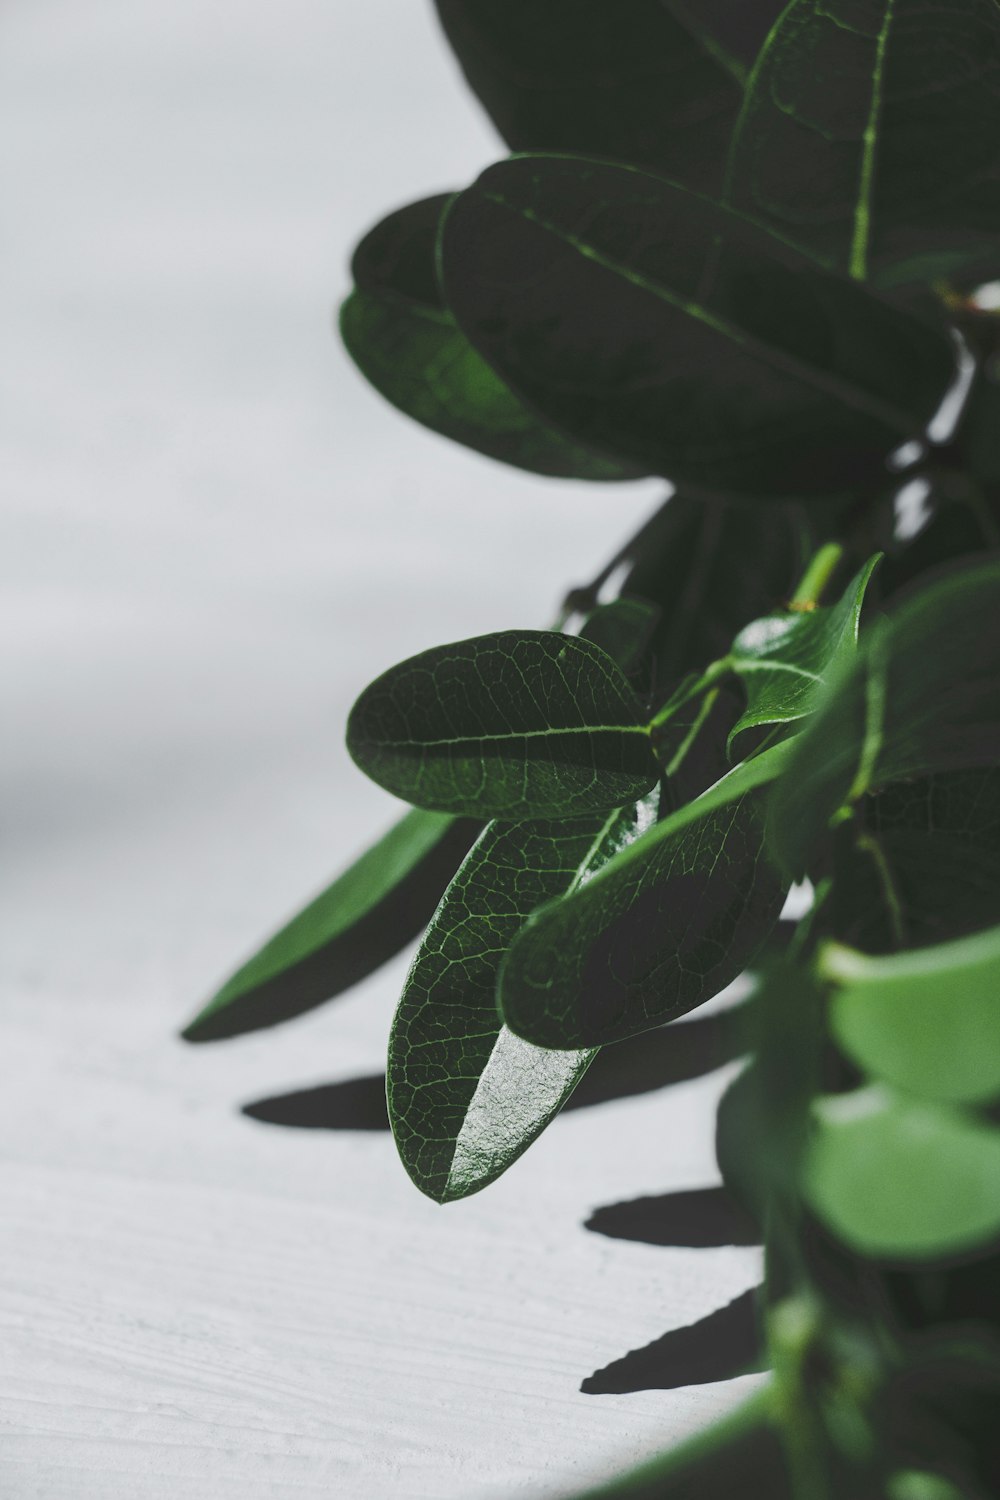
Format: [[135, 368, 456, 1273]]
[[582, 1287, 766, 1395], [585, 1186, 761, 1249], [240, 1010, 742, 1133]]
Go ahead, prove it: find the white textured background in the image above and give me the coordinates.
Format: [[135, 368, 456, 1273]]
[[1, 3, 761, 1495]]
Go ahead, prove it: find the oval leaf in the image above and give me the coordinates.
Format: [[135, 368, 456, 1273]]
[[770, 560, 1000, 876], [346, 630, 657, 820], [440, 156, 955, 499], [432, 0, 746, 192], [389, 796, 658, 1202], [499, 744, 792, 1048], [727, 0, 1000, 285], [728, 555, 881, 748], [805, 1086, 1000, 1259], [182, 810, 478, 1042], [824, 923, 1000, 1106], [341, 196, 638, 479]]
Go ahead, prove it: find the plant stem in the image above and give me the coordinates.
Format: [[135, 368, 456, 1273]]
[[556, 491, 674, 626], [789, 543, 844, 611]]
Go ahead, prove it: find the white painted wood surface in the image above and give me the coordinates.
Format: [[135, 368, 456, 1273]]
[[1, 3, 762, 1495]]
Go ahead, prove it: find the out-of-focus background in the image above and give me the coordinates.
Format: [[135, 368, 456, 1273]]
[[1, 3, 762, 1496]]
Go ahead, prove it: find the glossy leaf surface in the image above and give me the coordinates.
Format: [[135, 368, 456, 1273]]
[[770, 561, 1000, 876], [346, 630, 657, 820], [341, 196, 638, 479], [824, 924, 1000, 1105], [728, 555, 880, 747], [441, 156, 955, 498], [728, 0, 1000, 285], [182, 810, 478, 1042], [432, 0, 744, 193], [500, 744, 792, 1048], [389, 797, 658, 1202], [805, 1086, 1000, 1259]]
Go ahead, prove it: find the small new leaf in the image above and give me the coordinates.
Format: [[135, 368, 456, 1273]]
[[182, 810, 478, 1042], [728, 555, 881, 749], [499, 743, 792, 1049], [389, 796, 658, 1202], [805, 1085, 1000, 1259], [346, 630, 658, 820]]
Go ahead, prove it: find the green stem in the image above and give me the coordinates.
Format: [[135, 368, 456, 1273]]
[[647, 656, 732, 732], [789, 543, 844, 610], [662, 688, 720, 777]]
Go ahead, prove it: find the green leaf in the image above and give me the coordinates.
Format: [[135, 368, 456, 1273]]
[[727, 0, 1000, 286], [578, 597, 661, 678], [182, 810, 478, 1042], [727, 555, 881, 748], [622, 493, 814, 686], [499, 743, 792, 1048], [432, 0, 746, 193], [805, 1085, 1000, 1259], [346, 629, 658, 821], [440, 156, 955, 499], [340, 196, 639, 480], [830, 768, 1000, 952], [823, 923, 1000, 1106], [770, 560, 1000, 877], [388, 795, 658, 1202]]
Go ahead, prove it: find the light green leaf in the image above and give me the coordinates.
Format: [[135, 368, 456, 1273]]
[[823, 924, 1000, 1105], [499, 742, 793, 1048], [182, 810, 478, 1042], [770, 560, 1000, 876], [340, 195, 638, 479], [389, 795, 658, 1202], [727, 0, 1000, 286], [440, 155, 955, 499], [805, 1085, 1000, 1259], [728, 555, 881, 748], [346, 630, 658, 820]]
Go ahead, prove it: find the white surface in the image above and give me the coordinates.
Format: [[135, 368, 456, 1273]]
[[1, 4, 761, 1496]]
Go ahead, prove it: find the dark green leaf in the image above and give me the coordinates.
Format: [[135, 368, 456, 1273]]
[[770, 560, 1000, 877], [182, 810, 478, 1042], [346, 630, 658, 820], [727, 0, 1000, 286], [622, 493, 814, 688], [830, 768, 1000, 953], [824, 923, 1000, 1106], [805, 1085, 1000, 1259], [499, 743, 792, 1048], [340, 196, 639, 479], [578, 597, 661, 679], [388, 795, 658, 1202], [727, 556, 881, 748], [432, 0, 745, 192], [955, 368, 1000, 486], [440, 156, 955, 499]]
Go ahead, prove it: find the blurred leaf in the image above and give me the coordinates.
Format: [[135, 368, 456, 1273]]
[[182, 810, 478, 1042], [727, 0, 1000, 286], [499, 743, 791, 1048], [440, 156, 955, 499], [432, 0, 745, 192], [340, 195, 639, 479], [824, 923, 1000, 1105], [578, 598, 661, 679], [830, 768, 1000, 953], [805, 1085, 1000, 1259], [770, 560, 1000, 877], [346, 629, 658, 820], [389, 794, 658, 1202], [728, 555, 881, 749]]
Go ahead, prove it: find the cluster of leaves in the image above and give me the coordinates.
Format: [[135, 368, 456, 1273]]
[[184, 3, 1000, 1496]]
